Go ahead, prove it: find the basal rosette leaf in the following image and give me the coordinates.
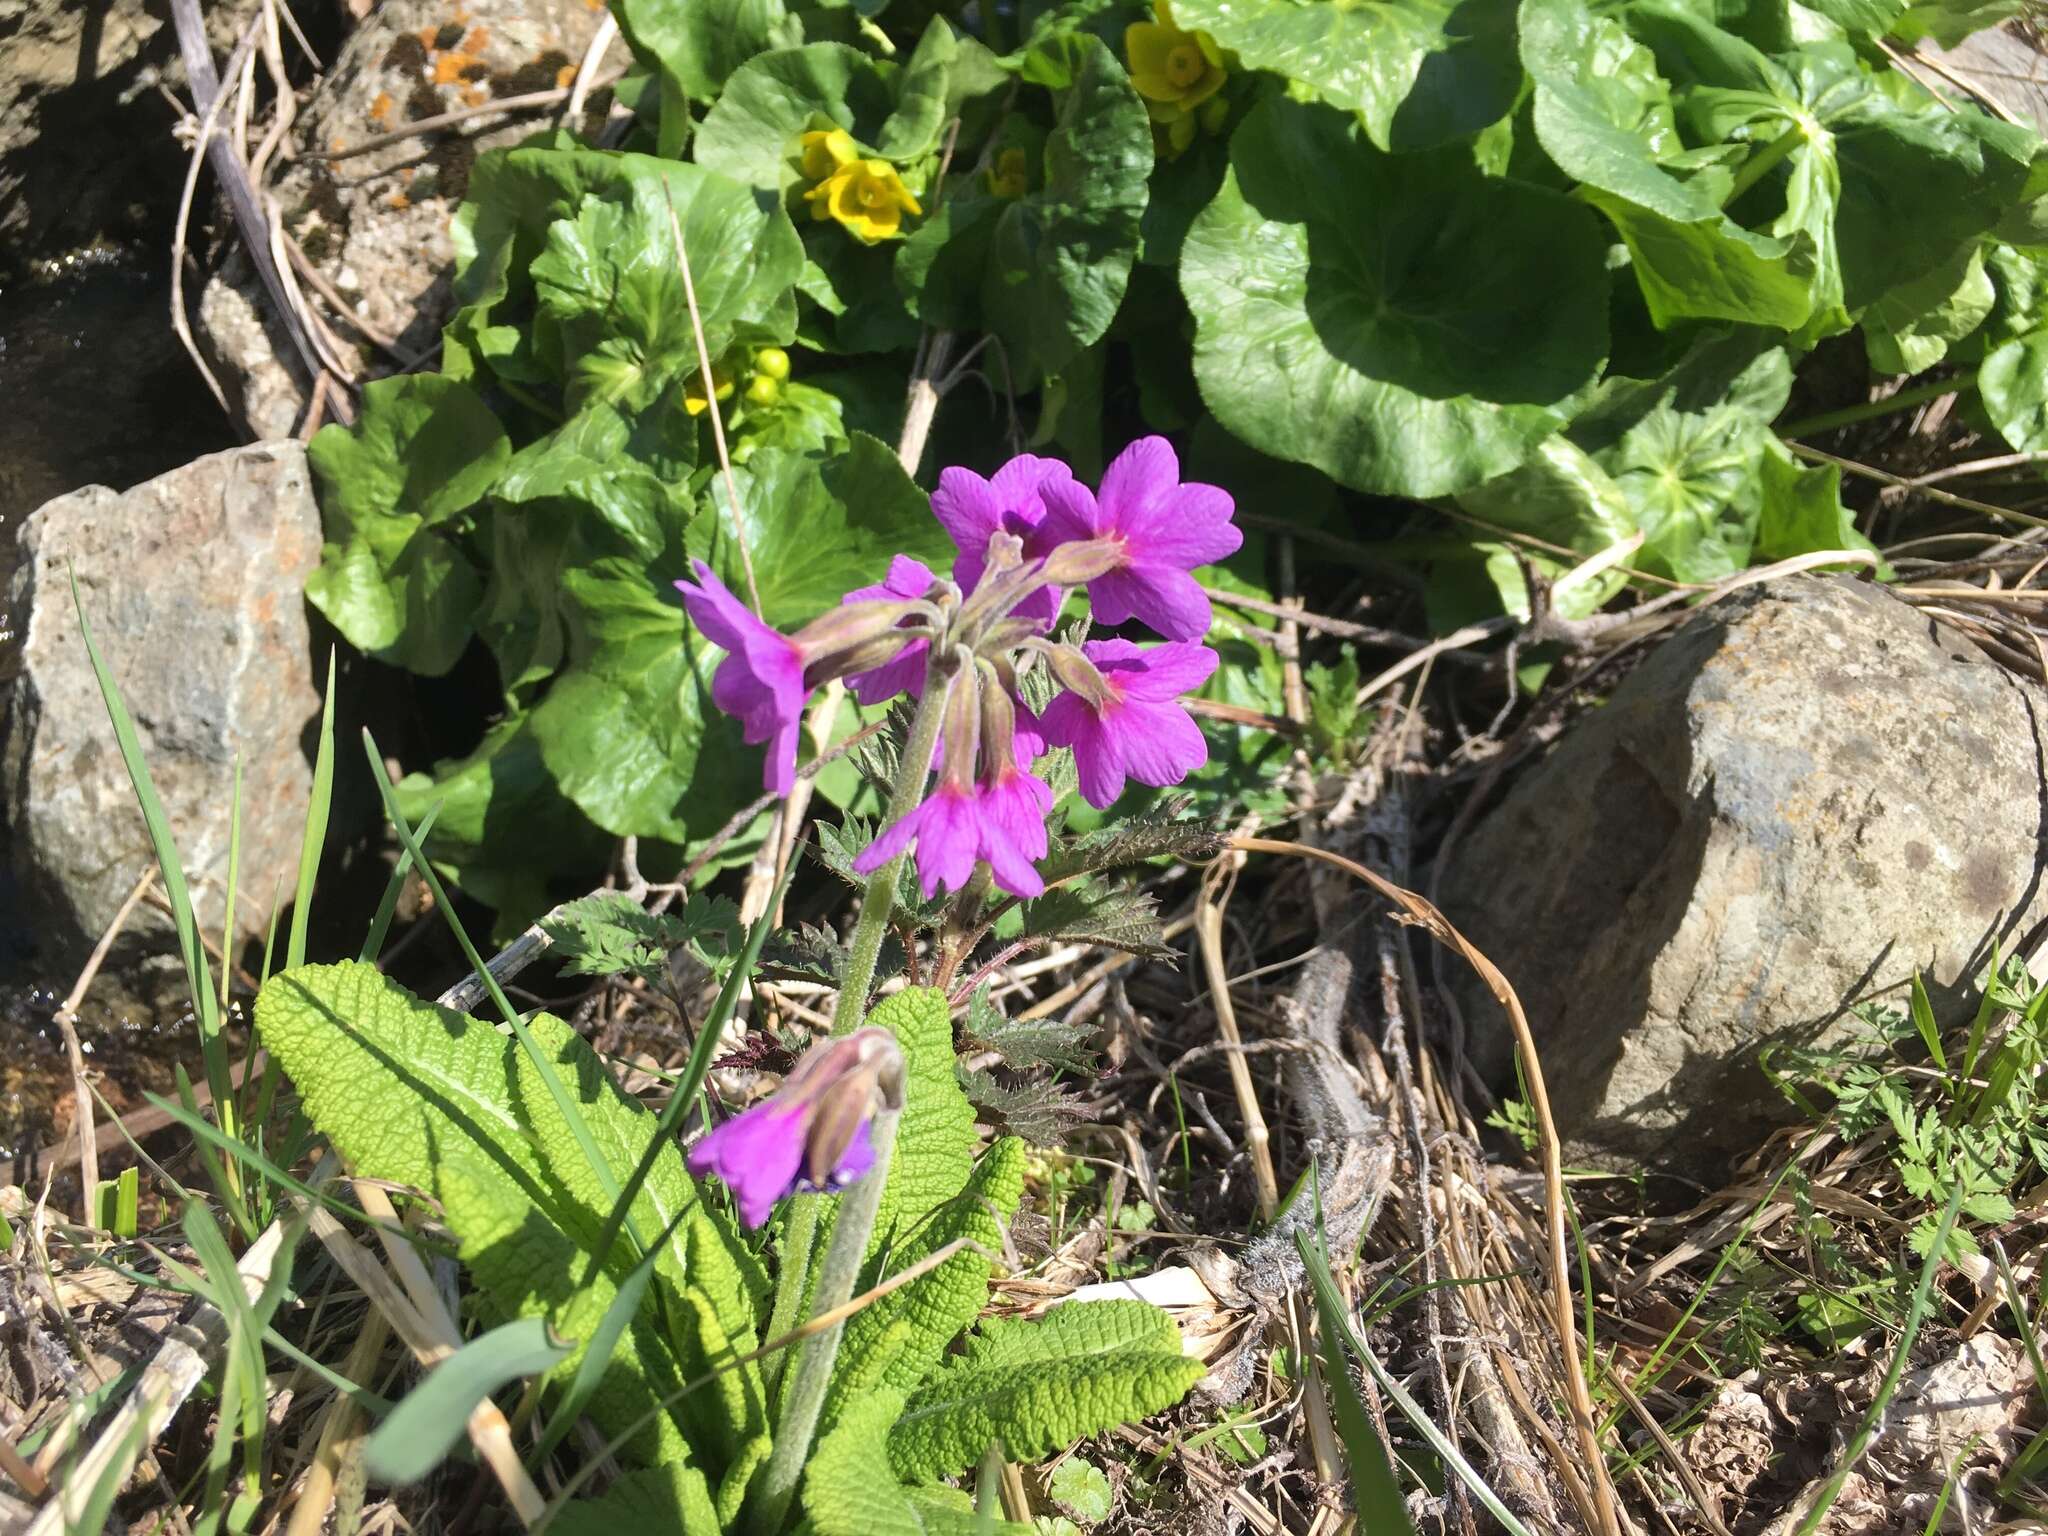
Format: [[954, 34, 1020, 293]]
[[549, 1461, 722, 1536], [1182, 96, 1610, 498], [896, 36, 1150, 384], [859, 985, 979, 1257], [826, 1137, 1027, 1426], [1860, 242, 1995, 374], [253, 961, 767, 1468], [694, 23, 956, 194], [806, 1391, 1031, 1536], [1174, 0, 1520, 152], [305, 374, 507, 677], [1453, 436, 1640, 620], [611, 0, 800, 102], [889, 1300, 1204, 1482]]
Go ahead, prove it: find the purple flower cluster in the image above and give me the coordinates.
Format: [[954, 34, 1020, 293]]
[[677, 437, 1240, 901]]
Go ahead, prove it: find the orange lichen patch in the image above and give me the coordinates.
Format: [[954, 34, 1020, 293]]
[[461, 84, 487, 106], [461, 25, 490, 51], [416, 24, 439, 50], [368, 90, 395, 126], [432, 50, 475, 84], [331, 136, 348, 153], [556, 62, 576, 88]]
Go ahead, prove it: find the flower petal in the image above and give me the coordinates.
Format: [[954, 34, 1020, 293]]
[[687, 1102, 807, 1229], [1113, 698, 1209, 789]]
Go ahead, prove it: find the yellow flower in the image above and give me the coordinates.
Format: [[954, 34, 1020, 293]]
[[684, 364, 735, 416], [797, 128, 859, 182], [804, 158, 923, 242], [986, 146, 1030, 200], [1125, 0, 1226, 113]]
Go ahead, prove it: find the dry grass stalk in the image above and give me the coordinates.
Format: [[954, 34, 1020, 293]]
[[49, 868, 157, 1222]]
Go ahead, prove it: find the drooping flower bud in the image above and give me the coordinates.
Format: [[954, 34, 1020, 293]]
[[936, 651, 983, 789], [686, 1027, 906, 1229]]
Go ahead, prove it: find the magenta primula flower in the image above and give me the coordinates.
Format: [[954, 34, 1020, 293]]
[[843, 555, 939, 706], [932, 454, 1074, 622], [852, 769, 1052, 899], [675, 560, 808, 795], [1039, 639, 1218, 808], [1038, 436, 1241, 641], [687, 1029, 897, 1228]]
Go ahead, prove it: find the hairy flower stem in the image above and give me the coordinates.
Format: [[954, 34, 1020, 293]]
[[753, 1104, 902, 1533], [831, 660, 951, 1035], [760, 665, 948, 1404]]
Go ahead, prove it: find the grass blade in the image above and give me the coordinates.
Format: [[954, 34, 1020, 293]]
[[69, 573, 231, 1120], [1791, 1178, 1966, 1536], [1298, 1230, 1537, 1536], [530, 1208, 690, 1467], [358, 802, 441, 964], [288, 650, 338, 970], [579, 853, 797, 1290], [1294, 1232, 1421, 1536], [366, 1317, 572, 1485]]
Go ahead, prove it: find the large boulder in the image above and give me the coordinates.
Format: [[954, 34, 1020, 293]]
[[199, 0, 613, 436], [1438, 576, 2048, 1173], [1, 443, 324, 964]]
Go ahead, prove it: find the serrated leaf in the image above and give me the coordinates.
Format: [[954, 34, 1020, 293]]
[[1020, 883, 1171, 958], [1036, 800, 1222, 885], [539, 891, 743, 983], [805, 1390, 1031, 1536], [961, 988, 1097, 1075], [549, 1460, 721, 1536], [889, 1300, 1204, 1482], [957, 1068, 1099, 1148]]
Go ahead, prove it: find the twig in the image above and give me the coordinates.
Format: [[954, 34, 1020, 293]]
[[1789, 442, 2048, 531], [1195, 869, 1279, 1220], [1201, 585, 1418, 646], [50, 869, 157, 1219], [1906, 449, 2048, 487], [665, 188, 761, 613], [312, 75, 626, 161], [1227, 835, 1626, 1536], [564, 13, 619, 123]]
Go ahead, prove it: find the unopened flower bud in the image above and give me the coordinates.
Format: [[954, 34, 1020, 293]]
[[977, 664, 1021, 778], [792, 599, 930, 680], [937, 653, 983, 788], [1037, 536, 1124, 586], [1042, 641, 1116, 709]]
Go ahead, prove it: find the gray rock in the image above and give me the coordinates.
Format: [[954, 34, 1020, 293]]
[[1, 443, 324, 964], [197, 0, 612, 435], [1438, 576, 2048, 1174]]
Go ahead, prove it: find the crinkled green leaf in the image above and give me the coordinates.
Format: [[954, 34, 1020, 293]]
[[1183, 96, 1610, 498], [539, 891, 743, 983], [828, 1137, 1026, 1424], [861, 986, 978, 1257], [1175, 0, 1520, 151], [889, 1300, 1204, 1482], [305, 374, 506, 676], [1981, 329, 2048, 452], [898, 36, 1150, 383], [806, 1390, 1030, 1536], [695, 26, 955, 193], [253, 961, 767, 1467], [549, 1460, 722, 1536]]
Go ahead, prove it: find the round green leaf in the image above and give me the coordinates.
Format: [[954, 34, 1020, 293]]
[[1181, 97, 1610, 498], [1174, 0, 1519, 151], [695, 24, 955, 193]]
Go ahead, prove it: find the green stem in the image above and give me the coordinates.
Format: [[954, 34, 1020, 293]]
[[758, 662, 948, 1410], [831, 665, 950, 1035], [1780, 370, 1978, 439], [1721, 120, 1805, 208], [761, 1196, 818, 1399], [753, 1104, 902, 1533]]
